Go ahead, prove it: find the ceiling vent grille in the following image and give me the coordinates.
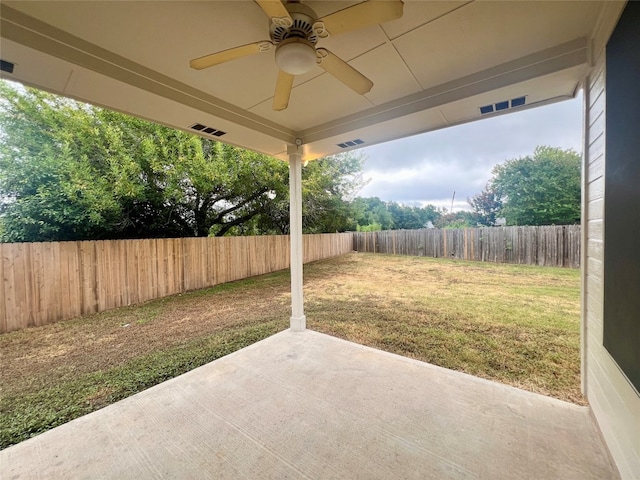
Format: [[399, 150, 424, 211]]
[[479, 96, 527, 115], [190, 123, 226, 137], [1, 59, 15, 74], [337, 138, 364, 149]]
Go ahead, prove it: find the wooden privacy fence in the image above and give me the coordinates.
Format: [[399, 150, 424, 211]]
[[354, 225, 580, 268], [0, 232, 353, 333]]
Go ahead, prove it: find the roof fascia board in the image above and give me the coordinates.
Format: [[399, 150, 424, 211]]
[[298, 38, 589, 144], [306, 93, 576, 161]]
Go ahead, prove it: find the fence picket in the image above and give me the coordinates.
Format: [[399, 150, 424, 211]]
[[354, 226, 580, 269], [0, 233, 353, 333]]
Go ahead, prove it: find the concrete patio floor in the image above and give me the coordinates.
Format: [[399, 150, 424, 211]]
[[1, 329, 618, 479]]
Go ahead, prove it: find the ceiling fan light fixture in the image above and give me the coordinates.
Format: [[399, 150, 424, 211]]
[[275, 38, 316, 75]]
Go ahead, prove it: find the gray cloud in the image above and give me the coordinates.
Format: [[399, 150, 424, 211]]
[[361, 160, 488, 204], [358, 96, 583, 208]]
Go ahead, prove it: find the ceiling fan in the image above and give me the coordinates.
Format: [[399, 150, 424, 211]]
[[189, 0, 404, 111]]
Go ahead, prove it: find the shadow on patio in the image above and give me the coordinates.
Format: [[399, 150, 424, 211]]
[[0, 329, 618, 479]]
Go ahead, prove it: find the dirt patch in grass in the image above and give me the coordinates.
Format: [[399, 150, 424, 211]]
[[0, 252, 583, 449]]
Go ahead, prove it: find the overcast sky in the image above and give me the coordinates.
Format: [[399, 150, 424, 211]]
[[357, 94, 583, 211]]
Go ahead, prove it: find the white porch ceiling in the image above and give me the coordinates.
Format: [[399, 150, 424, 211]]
[[0, 1, 626, 161]]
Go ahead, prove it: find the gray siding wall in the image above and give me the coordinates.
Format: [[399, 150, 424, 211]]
[[582, 49, 640, 480]]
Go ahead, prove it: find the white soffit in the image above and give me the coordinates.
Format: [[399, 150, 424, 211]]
[[0, 39, 292, 158], [0, 1, 627, 161], [393, 1, 602, 90], [304, 64, 587, 159]]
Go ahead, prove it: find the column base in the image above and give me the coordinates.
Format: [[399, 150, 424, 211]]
[[290, 315, 306, 332]]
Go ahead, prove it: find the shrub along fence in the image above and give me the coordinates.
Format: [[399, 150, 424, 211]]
[[0, 232, 353, 333], [354, 225, 580, 268]]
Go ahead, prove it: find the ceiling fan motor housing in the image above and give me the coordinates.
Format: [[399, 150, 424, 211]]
[[270, 2, 320, 45]]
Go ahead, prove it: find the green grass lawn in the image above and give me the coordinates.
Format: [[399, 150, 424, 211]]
[[0, 253, 582, 449]]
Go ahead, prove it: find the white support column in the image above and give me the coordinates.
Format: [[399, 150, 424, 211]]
[[288, 144, 306, 331]]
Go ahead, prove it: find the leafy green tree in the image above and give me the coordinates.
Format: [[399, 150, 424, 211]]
[[356, 223, 382, 232], [350, 197, 394, 230], [302, 153, 367, 233], [350, 197, 441, 231], [257, 152, 368, 234], [491, 146, 581, 226], [415, 204, 441, 227], [0, 81, 366, 242], [388, 202, 441, 230], [387, 202, 422, 229], [433, 211, 476, 229], [0, 83, 125, 241], [468, 184, 502, 226]]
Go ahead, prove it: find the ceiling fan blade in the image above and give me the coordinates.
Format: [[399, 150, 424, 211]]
[[318, 0, 404, 36], [255, 0, 292, 24], [273, 70, 294, 111], [189, 41, 272, 70], [317, 49, 373, 95]]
